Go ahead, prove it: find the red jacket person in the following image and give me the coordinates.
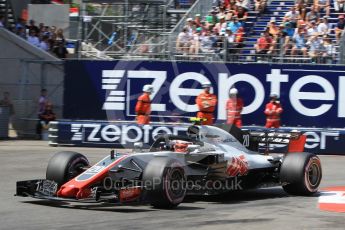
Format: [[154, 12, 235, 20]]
[[196, 81, 217, 125], [264, 93, 283, 128], [226, 88, 244, 128], [135, 85, 153, 125]]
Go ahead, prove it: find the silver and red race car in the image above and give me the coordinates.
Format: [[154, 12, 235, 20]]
[[16, 123, 322, 209]]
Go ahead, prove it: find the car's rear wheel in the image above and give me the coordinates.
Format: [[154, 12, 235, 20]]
[[280, 152, 322, 195], [142, 157, 186, 209], [46, 151, 89, 187]]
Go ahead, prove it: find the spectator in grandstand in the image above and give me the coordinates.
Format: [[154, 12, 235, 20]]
[[334, 0, 345, 12], [27, 30, 40, 47], [255, 31, 275, 55], [200, 30, 215, 53], [176, 27, 191, 54], [215, 16, 227, 34], [234, 6, 248, 25], [317, 16, 330, 35], [194, 14, 203, 28], [335, 15, 345, 43], [206, 10, 218, 26], [268, 20, 280, 40], [39, 35, 50, 51], [217, 5, 227, 18], [282, 22, 295, 55], [314, 0, 330, 17], [189, 27, 202, 55], [321, 35, 335, 63], [26, 20, 39, 34], [227, 15, 242, 33], [135, 85, 153, 125], [307, 33, 323, 63], [306, 5, 320, 25], [291, 29, 308, 58], [236, 0, 251, 11], [264, 93, 283, 128], [307, 20, 319, 36], [225, 28, 236, 55], [284, 6, 300, 28], [53, 41, 68, 59], [254, 0, 266, 14], [196, 82, 217, 125], [226, 88, 244, 128], [235, 26, 245, 46], [15, 18, 26, 33], [0, 15, 4, 28], [228, 0, 238, 12]]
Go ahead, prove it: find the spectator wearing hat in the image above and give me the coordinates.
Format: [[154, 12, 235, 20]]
[[186, 18, 195, 36], [225, 28, 236, 55], [194, 14, 202, 28], [334, 0, 345, 12], [314, 0, 330, 17], [335, 15, 345, 43], [317, 16, 330, 35], [215, 16, 227, 34], [291, 29, 308, 58]]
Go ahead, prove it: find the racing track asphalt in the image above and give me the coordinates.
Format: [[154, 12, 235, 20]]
[[0, 140, 344, 230]]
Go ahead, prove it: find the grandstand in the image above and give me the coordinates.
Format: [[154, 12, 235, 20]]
[[1, 0, 345, 62]]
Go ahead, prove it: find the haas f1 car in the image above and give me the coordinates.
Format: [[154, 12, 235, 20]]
[[16, 124, 322, 209]]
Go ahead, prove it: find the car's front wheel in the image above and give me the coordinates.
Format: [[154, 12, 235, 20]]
[[46, 151, 89, 187], [142, 157, 186, 209], [280, 152, 322, 195]]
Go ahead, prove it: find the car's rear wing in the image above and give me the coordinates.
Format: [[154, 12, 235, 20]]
[[243, 130, 307, 154]]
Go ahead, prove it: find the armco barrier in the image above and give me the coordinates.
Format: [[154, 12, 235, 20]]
[[49, 120, 345, 155], [64, 60, 345, 128]]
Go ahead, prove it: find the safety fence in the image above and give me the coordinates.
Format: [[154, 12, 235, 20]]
[[49, 120, 345, 155]]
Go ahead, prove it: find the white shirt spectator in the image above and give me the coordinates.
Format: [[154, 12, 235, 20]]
[[285, 10, 300, 23], [27, 35, 40, 47], [317, 22, 329, 35], [177, 31, 191, 44], [307, 26, 318, 36]]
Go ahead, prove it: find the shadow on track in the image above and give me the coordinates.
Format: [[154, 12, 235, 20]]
[[19, 187, 295, 212]]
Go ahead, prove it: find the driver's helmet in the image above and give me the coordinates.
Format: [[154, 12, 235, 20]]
[[174, 141, 192, 153]]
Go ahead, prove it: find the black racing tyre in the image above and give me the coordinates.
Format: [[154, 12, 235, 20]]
[[142, 157, 186, 209], [280, 152, 322, 196], [46, 151, 89, 187]]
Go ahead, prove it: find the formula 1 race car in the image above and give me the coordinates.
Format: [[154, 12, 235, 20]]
[[16, 123, 322, 209]]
